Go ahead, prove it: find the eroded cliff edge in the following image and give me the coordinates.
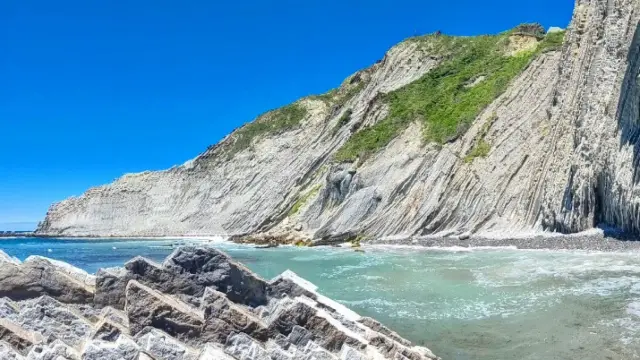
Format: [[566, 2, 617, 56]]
[[36, 0, 640, 240]]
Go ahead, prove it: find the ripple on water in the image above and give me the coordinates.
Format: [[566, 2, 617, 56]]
[[600, 303, 640, 346], [4, 239, 640, 360]]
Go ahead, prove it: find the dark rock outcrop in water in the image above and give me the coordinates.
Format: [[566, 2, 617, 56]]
[[0, 246, 438, 359], [36, 0, 640, 241]]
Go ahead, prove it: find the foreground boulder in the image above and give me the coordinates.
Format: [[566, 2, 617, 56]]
[[0, 247, 438, 359], [0, 255, 95, 304], [95, 246, 267, 309]]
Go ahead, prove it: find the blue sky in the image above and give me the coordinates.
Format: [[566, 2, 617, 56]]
[[0, 0, 574, 230]]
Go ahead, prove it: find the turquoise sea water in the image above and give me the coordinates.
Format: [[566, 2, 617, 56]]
[[2, 237, 640, 360]]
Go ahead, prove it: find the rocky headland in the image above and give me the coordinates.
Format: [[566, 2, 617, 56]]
[[0, 246, 438, 360], [33, 0, 640, 245]]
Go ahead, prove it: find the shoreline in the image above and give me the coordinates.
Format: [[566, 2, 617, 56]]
[[0, 234, 228, 241], [369, 233, 640, 252], [5, 230, 640, 252]]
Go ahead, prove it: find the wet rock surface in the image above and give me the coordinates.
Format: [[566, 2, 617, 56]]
[[0, 247, 438, 360]]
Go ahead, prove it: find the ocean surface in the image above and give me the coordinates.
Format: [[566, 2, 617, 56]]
[[2, 237, 640, 360]]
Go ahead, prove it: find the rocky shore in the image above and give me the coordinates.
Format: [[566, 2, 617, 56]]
[[0, 246, 438, 360], [367, 229, 640, 252], [230, 226, 640, 252]]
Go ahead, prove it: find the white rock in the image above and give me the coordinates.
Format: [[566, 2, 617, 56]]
[[225, 333, 270, 360], [135, 328, 198, 360], [81, 335, 140, 360], [0, 340, 25, 360], [198, 343, 234, 360], [26, 339, 80, 360], [0, 250, 21, 265]]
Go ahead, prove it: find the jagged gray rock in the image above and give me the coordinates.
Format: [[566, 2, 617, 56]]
[[96, 247, 267, 310], [0, 247, 438, 360], [0, 253, 95, 304], [126, 280, 205, 344], [92, 318, 127, 341], [26, 339, 81, 360], [10, 296, 93, 347], [0, 341, 25, 360], [201, 287, 271, 343], [198, 343, 234, 360], [224, 333, 271, 360], [81, 335, 139, 360], [134, 328, 199, 360], [0, 318, 42, 356]]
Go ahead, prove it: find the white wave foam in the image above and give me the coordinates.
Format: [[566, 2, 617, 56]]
[[472, 251, 640, 288], [365, 244, 519, 253], [359, 275, 385, 281], [628, 301, 640, 317]]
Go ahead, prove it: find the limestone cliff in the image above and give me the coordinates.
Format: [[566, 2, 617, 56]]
[[36, 0, 640, 239]]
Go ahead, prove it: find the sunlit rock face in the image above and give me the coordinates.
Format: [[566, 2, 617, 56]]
[[35, 0, 640, 240], [0, 247, 439, 360]]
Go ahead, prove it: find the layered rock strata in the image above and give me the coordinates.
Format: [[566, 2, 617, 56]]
[[36, 0, 640, 240], [0, 246, 438, 360]]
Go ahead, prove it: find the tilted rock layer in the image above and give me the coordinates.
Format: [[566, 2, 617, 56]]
[[0, 246, 438, 360], [35, 0, 640, 239]]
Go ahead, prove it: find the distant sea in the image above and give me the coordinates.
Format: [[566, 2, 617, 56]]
[[2, 237, 640, 360]]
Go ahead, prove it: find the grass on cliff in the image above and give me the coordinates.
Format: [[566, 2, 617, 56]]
[[464, 140, 491, 163], [288, 184, 322, 217], [334, 29, 565, 162], [311, 81, 366, 108], [331, 109, 353, 136], [537, 30, 565, 53], [464, 111, 497, 163], [225, 104, 307, 157]]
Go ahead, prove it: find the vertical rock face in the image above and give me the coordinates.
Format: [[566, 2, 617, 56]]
[[536, 0, 640, 234], [0, 247, 439, 360], [34, 0, 640, 239]]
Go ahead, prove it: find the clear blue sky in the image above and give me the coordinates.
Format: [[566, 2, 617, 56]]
[[0, 0, 574, 230]]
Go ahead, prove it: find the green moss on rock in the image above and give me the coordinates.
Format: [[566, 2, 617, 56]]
[[288, 184, 322, 217], [332, 109, 353, 136], [464, 140, 491, 163], [538, 30, 565, 53]]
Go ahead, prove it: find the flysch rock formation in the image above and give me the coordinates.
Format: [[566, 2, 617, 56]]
[[35, 0, 640, 241], [0, 246, 438, 360]]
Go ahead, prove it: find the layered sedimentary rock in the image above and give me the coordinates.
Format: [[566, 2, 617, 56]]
[[36, 0, 640, 240], [0, 246, 438, 359]]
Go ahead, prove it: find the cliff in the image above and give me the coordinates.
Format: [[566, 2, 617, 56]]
[[36, 0, 640, 240]]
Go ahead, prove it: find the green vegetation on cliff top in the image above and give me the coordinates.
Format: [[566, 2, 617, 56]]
[[223, 74, 367, 159], [311, 80, 367, 108], [335, 27, 565, 162], [225, 103, 307, 157], [221, 25, 565, 162]]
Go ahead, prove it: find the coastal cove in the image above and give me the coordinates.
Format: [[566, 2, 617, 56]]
[[2, 237, 640, 359]]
